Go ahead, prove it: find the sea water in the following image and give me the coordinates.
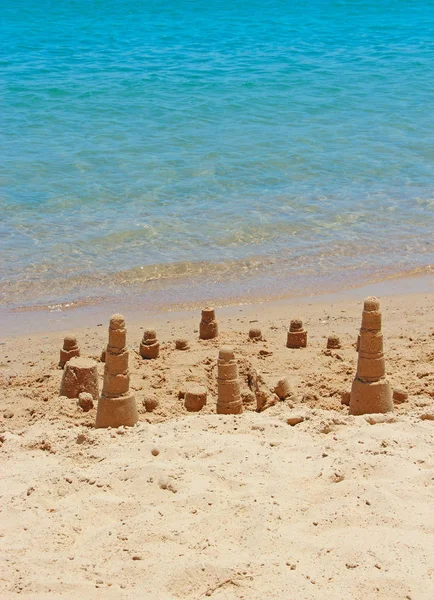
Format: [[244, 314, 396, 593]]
[[1, 0, 434, 309]]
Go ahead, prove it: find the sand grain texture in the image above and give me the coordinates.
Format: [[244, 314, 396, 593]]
[[1, 291, 434, 598]]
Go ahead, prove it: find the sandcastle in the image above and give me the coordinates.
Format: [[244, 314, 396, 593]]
[[95, 314, 138, 428], [199, 308, 218, 340], [60, 356, 99, 401], [349, 297, 393, 415], [59, 335, 80, 368], [286, 319, 307, 348], [216, 346, 243, 414], [139, 329, 160, 359]]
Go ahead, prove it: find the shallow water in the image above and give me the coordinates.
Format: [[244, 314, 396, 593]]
[[1, 0, 434, 308]]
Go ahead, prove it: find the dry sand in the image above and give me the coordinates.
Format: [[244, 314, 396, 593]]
[[1, 284, 434, 599]]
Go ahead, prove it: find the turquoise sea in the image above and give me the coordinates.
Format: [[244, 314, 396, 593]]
[[1, 0, 434, 309]]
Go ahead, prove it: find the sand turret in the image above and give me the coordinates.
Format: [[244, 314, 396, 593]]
[[95, 314, 138, 428], [217, 346, 243, 415], [199, 308, 218, 340], [286, 319, 307, 348], [140, 329, 160, 359], [59, 335, 80, 368], [349, 297, 393, 415]]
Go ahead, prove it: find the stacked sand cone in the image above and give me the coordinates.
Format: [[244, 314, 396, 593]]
[[140, 329, 160, 359], [95, 314, 138, 428], [349, 297, 393, 415], [286, 319, 307, 348], [199, 308, 218, 340], [59, 335, 80, 368], [216, 347, 243, 415]]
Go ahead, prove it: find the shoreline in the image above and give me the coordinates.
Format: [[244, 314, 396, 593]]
[[1, 268, 433, 338]]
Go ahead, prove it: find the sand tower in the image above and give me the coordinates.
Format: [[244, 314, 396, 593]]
[[286, 319, 307, 348], [349, 297, 393, 415], [216, 346, 243, 415], [59, 335, 80, 368], [95, 314, 138, 428], [140, 329, 160, 359], [199, 308, 218, 340]]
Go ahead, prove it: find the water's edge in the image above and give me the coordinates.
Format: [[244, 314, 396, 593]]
[[1, 265, 432, 338]]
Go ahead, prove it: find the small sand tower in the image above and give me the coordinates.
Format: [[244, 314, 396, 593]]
[[199, 308, 218, 340], [139, 329, 160, 359], [349, 297, 393, 415], [59, 335, 80, 368], [216, 346, 243, 415], [286, 319, 307, 348], [95, 314, 138, 428]]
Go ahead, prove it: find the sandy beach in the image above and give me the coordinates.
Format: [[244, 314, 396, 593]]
[[1, 276, 434, 599], [3, 0, 434, 597]]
